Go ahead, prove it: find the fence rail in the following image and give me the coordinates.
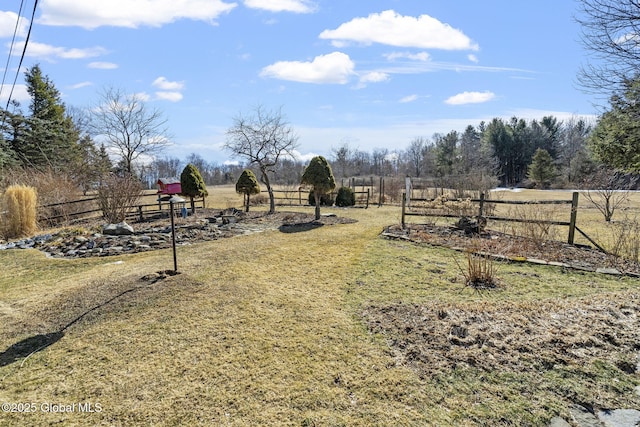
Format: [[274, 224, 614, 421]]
[[401, 191, 602, 250]]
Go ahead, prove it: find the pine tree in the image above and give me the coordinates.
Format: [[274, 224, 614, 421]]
[[527, 148, 557, 188]]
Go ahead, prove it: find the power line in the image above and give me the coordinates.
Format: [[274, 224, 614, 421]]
[[2, 0, 39, 113], [0, 0, 26, 104]]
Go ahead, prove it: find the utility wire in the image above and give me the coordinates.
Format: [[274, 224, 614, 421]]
[[3, 0, 39, 113], [0, 0, 26, 104]]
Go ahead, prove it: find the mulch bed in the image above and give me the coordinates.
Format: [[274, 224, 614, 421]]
[[382, 223, 640, 276]]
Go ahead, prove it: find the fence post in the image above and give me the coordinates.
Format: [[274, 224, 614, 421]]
[[401, 192, 406, 228], [568, 191, 579, 244], [138, 205, 144, 222], [478, 192, 485, 217], [365, 189, 370, 209], [378, 176, 383, 207]]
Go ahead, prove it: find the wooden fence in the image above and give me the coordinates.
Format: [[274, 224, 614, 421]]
[[37, 193, 205, 224], [401, 191, 603, 250], [265, 188, 371, 208]]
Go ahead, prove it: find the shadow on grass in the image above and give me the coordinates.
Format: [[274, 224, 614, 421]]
[[0, 270, 181, 368], [279, 221, 324, 233], [0, 332, 64, 368]]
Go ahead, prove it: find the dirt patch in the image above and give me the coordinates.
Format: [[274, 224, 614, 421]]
[[363, 294, 640, 378]]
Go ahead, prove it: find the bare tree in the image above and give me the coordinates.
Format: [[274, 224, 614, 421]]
[[575, 0, 640, 97], [224, 105, 299, 213], [581, 167, 635, 222], [406, 137, 427, 177], [90, 87, 170, 175]]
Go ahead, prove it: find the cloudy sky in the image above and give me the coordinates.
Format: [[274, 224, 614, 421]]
[[1, 0, 598, 164]]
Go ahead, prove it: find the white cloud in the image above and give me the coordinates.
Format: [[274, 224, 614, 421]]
[[319, 10, 478, 50], [37, 0, 237, 29], [399, 94, 418, 103], [243, 0, 316, 13], [14, 41, 108, 60], [445, 91, 495, 105], [384, 51, 430, 62], [0, 11, 28, 38], [152, 77, 185, 91], [155, 91, 183, 102], [88, 61, 118, 69], [260, 51, 355, 84], [69, 81, 93, 89], [467, 54, 479, 63], [0, 84, 29, 103], [359, 71, 389, 84]]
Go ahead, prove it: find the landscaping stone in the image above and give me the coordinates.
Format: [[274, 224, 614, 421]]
[[102, 222, 134, 236], [597, 409, 640, 427]]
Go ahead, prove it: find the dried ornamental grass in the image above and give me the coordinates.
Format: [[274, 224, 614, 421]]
[[2, 184, 38, 239]]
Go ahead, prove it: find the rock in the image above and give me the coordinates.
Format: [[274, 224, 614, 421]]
[[597, 409, 640, 427], [569, 404, 601, 427], [548, 416, 571, 427], [102, 222, 134, 236], [596, 267, 622, 275]]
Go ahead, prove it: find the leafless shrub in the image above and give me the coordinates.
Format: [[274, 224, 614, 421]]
[[508, 204, 560, 248], [454, 239, 499, 290], [598, 215, 640, 265], [97, 174, 144, 223]]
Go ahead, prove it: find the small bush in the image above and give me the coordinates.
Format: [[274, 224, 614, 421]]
[[335, 186, 356, 207], [308, 191, 334, 206], [2, 185, 38, 239], [97, 174, 144, 223], [454, 240, 499, 290]]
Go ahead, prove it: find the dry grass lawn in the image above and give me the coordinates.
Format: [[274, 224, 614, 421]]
[[0, 187, 638, 426]]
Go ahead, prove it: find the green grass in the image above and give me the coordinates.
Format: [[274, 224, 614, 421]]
[[0, 195, 639, 426]]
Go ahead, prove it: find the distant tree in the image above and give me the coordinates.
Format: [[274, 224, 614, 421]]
[[301, 156, 336, 220], [225, 105, 299, 214], [331, 143, 351, 178], [180, 163, 208, 214], [236, 169, 261, 212], [406, 137, 427, 177], [527, 148, 557, 188], [90, 87, 170, 175]]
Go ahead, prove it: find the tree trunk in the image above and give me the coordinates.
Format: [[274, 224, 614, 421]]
[[314, 192, 321, 220], [245, 193, 250, 212], [190, 196, 195, 214], [260, 167, 275, 214]]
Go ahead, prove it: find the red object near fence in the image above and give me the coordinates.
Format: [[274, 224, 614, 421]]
[[157, 178, 182, 195]]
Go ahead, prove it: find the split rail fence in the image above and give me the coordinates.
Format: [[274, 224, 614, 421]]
[[401, 191, 603, 250]]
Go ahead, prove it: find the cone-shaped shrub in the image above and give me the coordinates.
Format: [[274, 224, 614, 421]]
[[301, 156, 336, 219], [180, 163, 208, 213], [236, 169, 261, 212]]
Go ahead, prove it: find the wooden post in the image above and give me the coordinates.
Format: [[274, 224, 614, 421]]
[[138, 205, 144, 222], [365, 189, 370, 209], [478, 192, 485, 217], [401, 192, 406, 229], [568, 191, 579, 244], [378, 176, 383, 207]]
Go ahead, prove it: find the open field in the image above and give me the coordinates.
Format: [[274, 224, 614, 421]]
[[0, 187, 639, 426]]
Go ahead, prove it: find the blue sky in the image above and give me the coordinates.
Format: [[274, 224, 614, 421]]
[[1, 0, 597, 165]]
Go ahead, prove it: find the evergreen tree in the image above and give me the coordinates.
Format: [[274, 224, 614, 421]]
[[589, 78, 640, 172], [301, 156, 336, 220], [235, 169, 261, 212], [180, 163, 208, 213], [527, 148, 557, 188], [10, 65, 81, 170]]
